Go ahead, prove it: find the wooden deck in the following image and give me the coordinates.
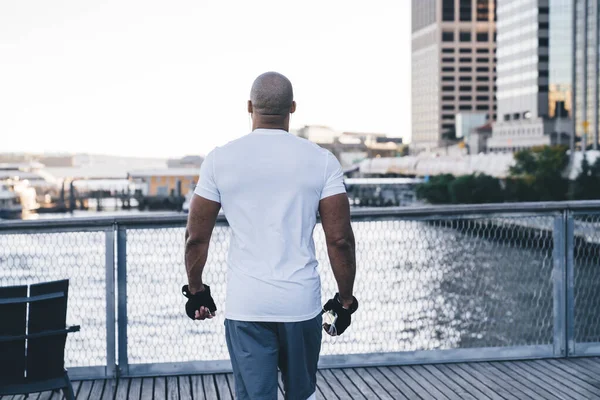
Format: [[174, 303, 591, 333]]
[[4, 357, 600, 399]]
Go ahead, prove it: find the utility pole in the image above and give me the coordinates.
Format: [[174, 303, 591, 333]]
[[583, 0, 589, 151], [595, 0, 600, 150], [571, 0, 577, 162]]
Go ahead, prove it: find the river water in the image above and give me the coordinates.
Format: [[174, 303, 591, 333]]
[[0, 213, 598, 369]]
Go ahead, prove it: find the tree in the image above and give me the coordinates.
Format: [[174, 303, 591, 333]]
[[449, 174, 504, 204], [569, 153, 600, 200], [416, 174, 455, 204], [508, 146, 569, 201]]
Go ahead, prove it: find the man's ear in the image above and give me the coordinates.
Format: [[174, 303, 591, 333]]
[[290, 101, 296, 114], [247, 100, 253, 114]]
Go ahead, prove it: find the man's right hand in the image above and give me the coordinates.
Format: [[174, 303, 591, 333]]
[[322, 293, 358, 336]]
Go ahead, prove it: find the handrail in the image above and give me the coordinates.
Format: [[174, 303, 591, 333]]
[[2, 200, 600, 230], [3, 201, 600, 379]]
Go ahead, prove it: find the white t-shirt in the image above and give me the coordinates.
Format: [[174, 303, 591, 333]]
[[194, 128, 346, 322]]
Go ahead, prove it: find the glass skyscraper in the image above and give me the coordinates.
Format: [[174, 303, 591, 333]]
[[488, 0, 573, 152], [574, 0, 600, 150], [549, 0, 573, 119]]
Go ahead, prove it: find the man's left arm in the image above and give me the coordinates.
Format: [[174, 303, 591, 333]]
[[184, 194, 221, 319]]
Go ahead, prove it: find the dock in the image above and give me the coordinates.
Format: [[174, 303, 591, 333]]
[[3, 202, 600, 399], [7, 358, 600, 399]]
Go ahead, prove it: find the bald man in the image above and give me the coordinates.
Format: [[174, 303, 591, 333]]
[[183, 72, 358, 400]]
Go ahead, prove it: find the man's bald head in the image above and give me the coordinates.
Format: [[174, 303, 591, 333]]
[[250, 72, 294, 116]]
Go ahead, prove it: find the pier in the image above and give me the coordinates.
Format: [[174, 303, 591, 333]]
[[2, 201, 600, 398], [8, 358, 598, 399]]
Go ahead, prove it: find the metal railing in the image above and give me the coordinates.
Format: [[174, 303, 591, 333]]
[[1, 201, 600, 380]]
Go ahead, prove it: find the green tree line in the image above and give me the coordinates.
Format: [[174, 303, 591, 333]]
[[416, 146, 600, 205]]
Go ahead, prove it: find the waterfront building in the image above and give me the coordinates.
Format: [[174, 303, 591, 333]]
[[488, 0, 573, 152], [411, 0, 497, 152]]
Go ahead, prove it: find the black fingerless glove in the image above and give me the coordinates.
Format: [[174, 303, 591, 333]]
[[182, 284, 217, 320], [322, 293, 359, 336]]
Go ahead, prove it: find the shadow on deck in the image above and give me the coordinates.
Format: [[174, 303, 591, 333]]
[[6, 357, 600, 400]]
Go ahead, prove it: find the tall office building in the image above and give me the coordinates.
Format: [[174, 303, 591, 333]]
[[411, 0, 497, 152], [487, 0, 573, 152], [574, 0, 600, 150]]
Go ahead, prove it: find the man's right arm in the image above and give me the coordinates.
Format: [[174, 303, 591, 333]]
[[319, 193, 356, 308]]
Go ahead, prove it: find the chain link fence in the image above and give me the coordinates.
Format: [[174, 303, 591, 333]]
[[0, 229, 107, 368], [1, 207, 599, 377], [122, 214, 555, 365], [573, 212, 600, 344]]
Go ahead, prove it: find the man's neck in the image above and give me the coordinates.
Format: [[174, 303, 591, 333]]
[[252, 115, 289, 132]]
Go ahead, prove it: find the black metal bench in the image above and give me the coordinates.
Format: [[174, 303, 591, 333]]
[[0, 279, 80, 399]]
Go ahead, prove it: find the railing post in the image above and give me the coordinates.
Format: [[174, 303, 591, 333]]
[[117, 225, 129, 376], [105, 227, 117, 378], [565, 212, 575, 356], [553, 214, 567, 357]]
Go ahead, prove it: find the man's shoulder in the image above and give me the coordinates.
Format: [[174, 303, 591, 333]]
[[287, 134, 333, 156]]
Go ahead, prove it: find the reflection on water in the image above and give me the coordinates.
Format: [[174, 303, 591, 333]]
[[0, 215, 596, 368]]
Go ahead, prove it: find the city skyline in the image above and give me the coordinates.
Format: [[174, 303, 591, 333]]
[[0, 1, 411, 158]]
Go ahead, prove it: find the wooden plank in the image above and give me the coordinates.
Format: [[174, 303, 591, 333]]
[[102, 380, 117, 400], [535, 359, 600, 393], [384, 366, 438, 400], [77, 380, 94, 400], [35, 381, 82, 400], [419, 365, 477, 400], [482, 362, 558, 400], [401, 366, 452, 400], [140, 378, 154, 400], [431, 364, 493, 400], [87, 380, 105, 400], [225, 374, 245, 400], [278, 371, 285, 399], [353, 368, 395, 400], [178, 376, 192, 400], [406, 365, 462, 400], [362, 368, 408, 400], [376, 367, 422, 400], [505, 361, 575, 400], [486, 362, 564, 400], [442, 363, 509, 400], [36, 388, 56, 400], [323, 369, 367, 400], [323, 369, 366, 399], [215, 374, 233, 400], [571, 357, 600, 374], [454, 362, 521, 400], [536, 359, 600, 395], [318, 370, 350, 399], [166, 376, 179, 400], [568, 358, 600, 382], [113, 378, 130, 400], [316, 370, 340, 400], [128, 378, 143, 400], [191, 376, 205, 400], [446, 364, 515, 400], [202, 375, 218, 400], [72, 381, 82, 399], [342, 368, 384, 399], [154, 377, 166, 400]]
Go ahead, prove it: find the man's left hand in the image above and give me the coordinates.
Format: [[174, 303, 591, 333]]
[[182, 284, 217, 320]]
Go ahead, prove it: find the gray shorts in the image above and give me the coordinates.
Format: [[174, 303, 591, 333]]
[[224, 314, 322, 400]]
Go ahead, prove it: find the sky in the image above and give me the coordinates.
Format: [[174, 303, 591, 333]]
[[0, 0, 411, 158]]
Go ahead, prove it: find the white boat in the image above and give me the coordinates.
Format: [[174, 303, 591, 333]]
[[182, 190, 193, 213], [0, 184, 23, 219], [5, 179, 40, 213]]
